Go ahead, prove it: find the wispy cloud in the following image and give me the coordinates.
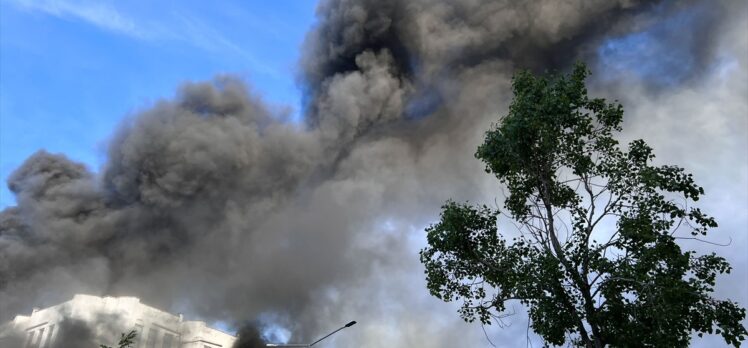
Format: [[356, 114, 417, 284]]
[[5, 0, 151, 38], [173, 12, 279, 77], [4, 0, 280, 77]]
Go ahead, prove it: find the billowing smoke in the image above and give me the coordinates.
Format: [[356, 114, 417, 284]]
[[232, 324, 266, 348], [1, 0, 745, 347]]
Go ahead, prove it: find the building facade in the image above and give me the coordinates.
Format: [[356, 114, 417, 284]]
[[1, 294, 236, 348]]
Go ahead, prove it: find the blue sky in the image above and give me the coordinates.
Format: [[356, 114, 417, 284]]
[[0, 0, 317, 208], [595, 1, 707, 87]]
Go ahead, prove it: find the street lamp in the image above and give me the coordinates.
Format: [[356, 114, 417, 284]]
[[266, 321, 357, 347]]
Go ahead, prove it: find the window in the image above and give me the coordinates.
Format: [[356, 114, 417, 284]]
[[145, 328, 158, 348], [42, 325, 55, 348], [34, 328, 45, 348], [133, 324, 143, 348], [25, 331, 35, 348], [162, 333, 173, 348]]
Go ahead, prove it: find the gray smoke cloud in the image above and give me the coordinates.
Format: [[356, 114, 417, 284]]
[[50, 315, 123, 348], [1, 0, 745, 347]]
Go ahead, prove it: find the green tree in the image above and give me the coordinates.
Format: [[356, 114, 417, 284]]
[[100, 330, 137, 348], [420, 63, 747, 347]]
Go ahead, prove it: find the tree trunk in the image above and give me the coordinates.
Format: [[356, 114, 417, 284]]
[[538, 171, 604, 348]]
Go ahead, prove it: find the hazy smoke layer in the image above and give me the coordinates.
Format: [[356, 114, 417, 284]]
[[50, 317, 110, 348], [0, 317, 101, 348], [1, 0, 745, 347]]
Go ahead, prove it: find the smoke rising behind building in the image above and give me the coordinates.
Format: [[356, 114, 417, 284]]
[[1, 0, 746, 346]]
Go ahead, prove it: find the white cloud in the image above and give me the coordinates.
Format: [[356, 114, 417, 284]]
[[6, 0, 149, 38], [172, 12, 279, 78], [3, 0, 280, 77]]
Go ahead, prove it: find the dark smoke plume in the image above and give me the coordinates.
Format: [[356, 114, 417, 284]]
[[232, 324, 267, 348], [1, 0, 745, 346]]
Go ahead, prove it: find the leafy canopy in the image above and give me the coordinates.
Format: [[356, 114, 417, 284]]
[[420, 63, 747, 347]]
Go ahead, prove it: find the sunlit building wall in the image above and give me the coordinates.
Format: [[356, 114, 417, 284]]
[[1, 294, 236, 348]]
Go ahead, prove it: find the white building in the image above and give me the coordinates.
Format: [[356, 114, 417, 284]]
[[1, 294, 237, 348]]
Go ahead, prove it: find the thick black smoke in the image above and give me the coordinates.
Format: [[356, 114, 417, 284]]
[[1, 0, 745, 347], [232, 324, 267, 348]]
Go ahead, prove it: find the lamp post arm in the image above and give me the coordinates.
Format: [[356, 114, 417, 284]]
[[266, 321, 356, 347], [309, 327, 344, 347], [309, 321, 357, 347]]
